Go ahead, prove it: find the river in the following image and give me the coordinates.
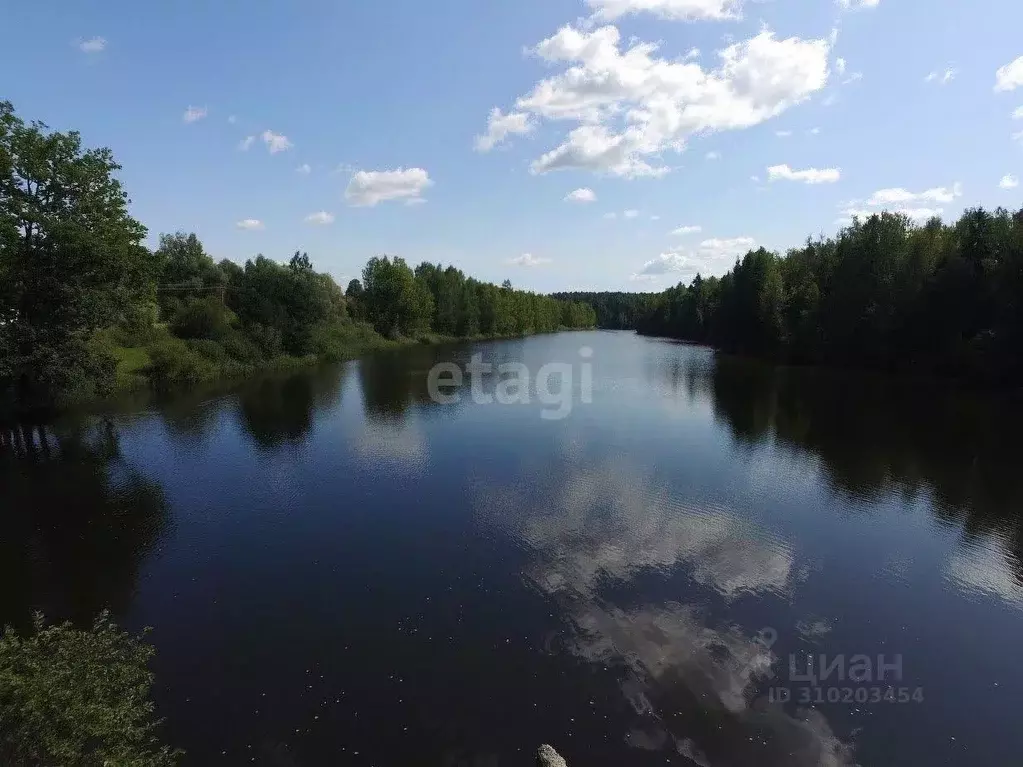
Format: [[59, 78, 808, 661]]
[[3, 330, 1022, 766]]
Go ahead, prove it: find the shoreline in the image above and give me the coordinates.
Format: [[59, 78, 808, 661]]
[[9, 326, 596, 426]]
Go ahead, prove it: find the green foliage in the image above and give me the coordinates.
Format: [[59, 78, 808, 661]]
[[144, 336, 218, 388], [170, 297, 235, 340], [362, 256, 434, 337], [635, 208, 1023, 383], [0, 612, 180, 766], [0, 100, 152, 415], [0, 102, 598, 414], [552, 291, 652, 329]]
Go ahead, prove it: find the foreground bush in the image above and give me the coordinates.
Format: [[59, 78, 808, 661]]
[[0, 613, 180, 766]]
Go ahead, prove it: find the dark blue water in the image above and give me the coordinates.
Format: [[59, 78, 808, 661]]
[[4, 331, 1022, 765]]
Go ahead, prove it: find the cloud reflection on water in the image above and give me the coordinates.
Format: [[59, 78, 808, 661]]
[[476, 442, 856, 766]]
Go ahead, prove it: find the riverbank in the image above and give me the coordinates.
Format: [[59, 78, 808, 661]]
[[35, 322, 592, 421]]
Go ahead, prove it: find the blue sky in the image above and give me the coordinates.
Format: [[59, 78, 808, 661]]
[[4, 0, 1023, 291]]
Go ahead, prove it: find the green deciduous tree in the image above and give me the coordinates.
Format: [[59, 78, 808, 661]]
[[0, 101, 153, 414], [0, 613, 180, 766]]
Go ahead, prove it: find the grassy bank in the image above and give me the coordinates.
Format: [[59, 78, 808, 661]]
[[84, 320, 399, 398], [80, 321, 592, 406]]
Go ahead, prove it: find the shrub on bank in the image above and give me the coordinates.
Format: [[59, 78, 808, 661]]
[[0, 613, 180, 766]]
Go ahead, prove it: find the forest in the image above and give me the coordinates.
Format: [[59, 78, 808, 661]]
[[0, 101, 595, 419], [633, 209, 1023, 383]]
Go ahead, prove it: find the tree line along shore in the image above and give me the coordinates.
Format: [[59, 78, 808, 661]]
[[0, 101, 596, 421]]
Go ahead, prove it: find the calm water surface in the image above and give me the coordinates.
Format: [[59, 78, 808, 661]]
[[4, 331, 1023, 766]]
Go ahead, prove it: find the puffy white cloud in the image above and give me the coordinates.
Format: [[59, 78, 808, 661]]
[[1013, 106, 1023, 120], [304, 211, 335, 225], [508, 253, 552, 266], [836, 185, 962, 225], [767, 164, 840, 184], [995, 56, 1023, 92], [488, 24, 830, 179], [699, 236, 755, 256], [296, 163, 311, 175], [634, 236, 755, 279], [807, 126, 821, 135], [238, 135, 255, 151], [565, 187, 597, 202], [78, 37, 106, 53], [925, 67, 957, 85], [236, 219, 264, 230], [837, 0, 879, 9], [530, 125, 669, 178], [586, 0, 742, 21], [183, 105, 208, 123], [1000, 174, 1020, 190], [671, 224, 702, 235], [866, 183, 962, 205], [345, 167, 433, 207], [624, 209, 640, 218], [835, 57, 846, 76], [475, 108, 534, 152], [634, 252, 691, 279], [261, 130, 293, 153]]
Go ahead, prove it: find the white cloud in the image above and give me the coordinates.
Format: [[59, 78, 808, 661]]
[[706, 150, 721, 160], [767, 164, 840, 184], [183, 105, 208, 123], [509, 253, 552, 266], [684, 47, 701, 60], [475, 108, 535, 152], [866, 183, 962, 205], [238, 135, 255, 151], [995, 56, 1023, 92], [296, 163, 311, 175], [603, 212, 618, 220], [633, 236, 754, 280], [345, 167, 433, 207], [236, 219, 264, 230], [1013, 106, 1023, 120], [586, 0, 742, 21], [634, 252, 691, 278], [925, 67, 957, 85], [261, 130, 293, 153], [565, 187, 597, 203], [671, 225, 702, 235], [489, 25, 830, 179], [78, 37, 106, 54], [649, 214, 660, 221], [699, 236, 755, 256], [1000, 174, 1020, 190], [304, 211, 335, 225], [835, 57, 846, 76], [837, 0, 879, 10], [624, 209, 640, 218], [227, 115, 237, 124], [807, 126, 821, 135], [775, 129, 793, 137], [530, 125, 670, 178], [836, 184, 963, 224]]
